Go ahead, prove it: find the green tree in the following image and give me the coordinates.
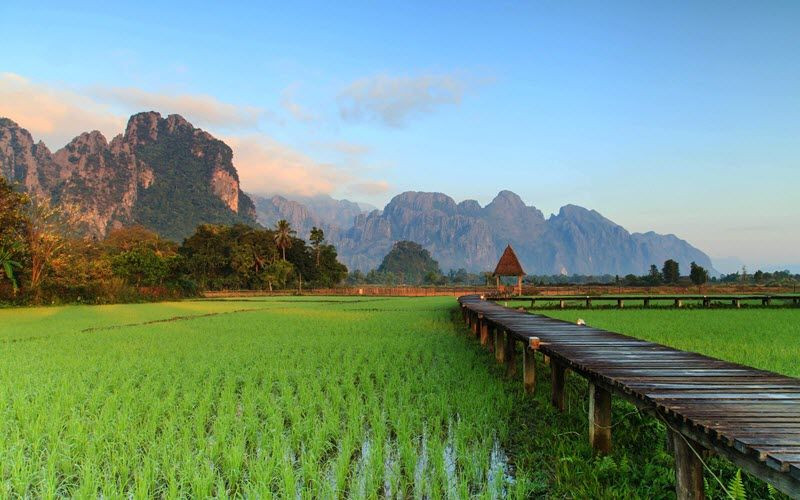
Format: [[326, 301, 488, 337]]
[[377, 241, 442, 285], [26, 197, 75, 298], [647, 264, 662, 285], [309, 227, 325, 267], [111, 248, 171, 286], [0, 178, 29, 295], [689, 262, 709, 287], [262, 260, 294, 291], [274, 220, 296, 261], [662, 259, 680, 284]]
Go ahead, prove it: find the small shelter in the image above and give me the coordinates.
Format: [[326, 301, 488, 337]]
[[493, 245, 525, 295]]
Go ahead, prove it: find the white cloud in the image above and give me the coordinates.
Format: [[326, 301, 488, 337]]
[[89, 86, 265, 129], [348, 180, 391, 196], [0, 72, 125, 147], [280, 84, 316, 122], [224, 134, 353, 197], [338, 73, 466, 127], [0, 73, 390, 201]]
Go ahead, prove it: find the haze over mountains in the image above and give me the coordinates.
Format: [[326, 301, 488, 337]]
[[1, 112, 715, 276]]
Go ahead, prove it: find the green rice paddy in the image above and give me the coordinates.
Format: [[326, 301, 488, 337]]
[[540, 307, 800, 377], [0, 297, 796, 498]]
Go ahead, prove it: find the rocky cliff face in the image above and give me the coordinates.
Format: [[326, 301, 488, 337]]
[[0, 112, 257, 240]]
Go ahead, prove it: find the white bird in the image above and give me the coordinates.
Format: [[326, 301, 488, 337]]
[[576, 319, 586, 326]]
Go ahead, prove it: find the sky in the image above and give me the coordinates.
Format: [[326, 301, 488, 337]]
[[1, 1, 798, 271]]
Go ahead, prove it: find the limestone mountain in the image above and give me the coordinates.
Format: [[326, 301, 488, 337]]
[[251, 193, 372, 242], [332, 191, 715, 276], [0, 112, 257, 241]]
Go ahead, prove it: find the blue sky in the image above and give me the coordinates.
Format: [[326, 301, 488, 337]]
[[1, 1, 798, 270]]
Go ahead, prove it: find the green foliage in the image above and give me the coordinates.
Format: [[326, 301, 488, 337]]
[[0, 177, 29, 297], [377, 240, 442, 285], [262, 259, 293, 290], [690, 261, 709, 286], [728, 470, 747, 500], [110, 248, 171, 286], [273, 219, 295, 261], [131, 125, 256, 241], [662, 259, 680, 284]]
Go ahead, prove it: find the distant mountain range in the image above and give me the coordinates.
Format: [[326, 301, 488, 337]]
[[257, 190, 715, 275], [1, 112, 715, 275]]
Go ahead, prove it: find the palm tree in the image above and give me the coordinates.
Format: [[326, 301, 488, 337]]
[[274, 220, 296, 261], [309, 227, 325, 267]]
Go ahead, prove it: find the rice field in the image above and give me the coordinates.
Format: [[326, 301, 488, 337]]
[[540, 307, 800, 377], [1, 297, 796, 498], [1, 297, 529, 497]]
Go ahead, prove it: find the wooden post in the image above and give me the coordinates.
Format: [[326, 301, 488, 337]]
[[551, 360, 566, 411], [495, 329, 506, 364], [702, 297, 710, 308], [589, 382, 612, 454], [476, 314, 483, 340], [488, 326, 495, 353], [559, 300, 565, 309], [617, 299, 624, 309], [586, 297, 592, 308], [733, 299, 741, 308], [480, 318, 489, 346], [523, 338, 538, 394], [471, 313, 478, 335], [674, 299, 683, 308], [505, 334, 517, 377], [643, 298, 650, 308], [670, 429, 705, 500]]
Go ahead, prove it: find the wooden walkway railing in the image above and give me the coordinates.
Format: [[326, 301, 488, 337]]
[[458, 294, 800, 499], [508, 294, 800, 308]]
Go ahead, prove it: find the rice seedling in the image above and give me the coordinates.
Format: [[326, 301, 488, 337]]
[[1, 297, 795, 497]]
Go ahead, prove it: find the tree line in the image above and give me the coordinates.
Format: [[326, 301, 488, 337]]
[[0, 178, 347, 304]]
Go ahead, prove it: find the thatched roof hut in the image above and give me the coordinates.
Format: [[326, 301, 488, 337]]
[[493, 245, 525, 277]]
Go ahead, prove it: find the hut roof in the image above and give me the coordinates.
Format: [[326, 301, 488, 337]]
[[493, 245, 525, 276]]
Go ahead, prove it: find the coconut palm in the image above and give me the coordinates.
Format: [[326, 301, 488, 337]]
[[274, 220, 296, 261]]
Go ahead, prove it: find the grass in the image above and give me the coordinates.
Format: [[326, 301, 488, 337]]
[[0, 297, 794, 498]]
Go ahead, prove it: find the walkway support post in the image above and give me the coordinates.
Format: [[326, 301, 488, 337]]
[[551, 360, 566, 411], [480, 317, 489, 346], [495, 329, 506, 364], [671, 429, 705, 500], [523, 337, 539, 394], [589, 382, 612, 454], [505, 333, 517, 377]]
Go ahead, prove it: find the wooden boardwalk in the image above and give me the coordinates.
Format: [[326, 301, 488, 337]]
[[459, 294, 800, 499]]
